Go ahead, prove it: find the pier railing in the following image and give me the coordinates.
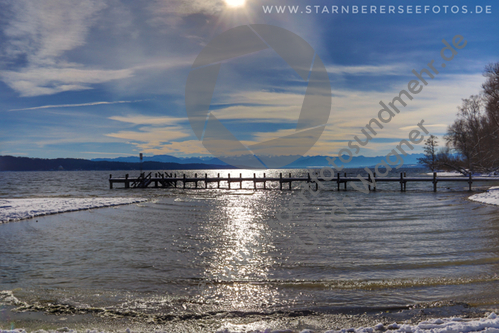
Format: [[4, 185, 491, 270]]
[[109, 172, 499, 192]]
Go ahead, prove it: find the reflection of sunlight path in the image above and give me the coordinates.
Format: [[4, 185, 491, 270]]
[[199, 192, 279, 309]]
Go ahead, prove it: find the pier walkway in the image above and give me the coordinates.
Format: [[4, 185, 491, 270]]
[[109, 172, 499, 192]]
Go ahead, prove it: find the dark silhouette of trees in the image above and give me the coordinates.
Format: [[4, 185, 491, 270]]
[[417, 134, 439, 171], [483, 62, 499, 128], [443, 62, 499, 174]]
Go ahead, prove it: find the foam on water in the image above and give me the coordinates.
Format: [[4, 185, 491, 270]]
[[3, 313, 499, 333], [0, 198, 148, 223]]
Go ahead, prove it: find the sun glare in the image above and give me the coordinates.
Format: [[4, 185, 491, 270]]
[[224, 0, 246, 8]]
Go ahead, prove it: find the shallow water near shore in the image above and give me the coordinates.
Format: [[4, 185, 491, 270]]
[[1, 168, 499, 332]]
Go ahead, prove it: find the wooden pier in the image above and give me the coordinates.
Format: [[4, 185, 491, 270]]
[[109, 172, 499, 192]]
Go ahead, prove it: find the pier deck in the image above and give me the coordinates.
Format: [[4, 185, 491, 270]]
[[109, 172, 499, 192]]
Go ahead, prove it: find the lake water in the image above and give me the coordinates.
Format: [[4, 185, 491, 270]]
[[1, 168, 499, 332]]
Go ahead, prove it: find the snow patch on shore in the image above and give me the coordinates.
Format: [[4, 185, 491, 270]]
[[426, 171, 499, 177], [426, 171, 465, 177], [469, 186, 499, 206], [0, 197, 147, 223]]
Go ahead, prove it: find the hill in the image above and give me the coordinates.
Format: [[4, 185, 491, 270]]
[[0, 156, 231, 171]]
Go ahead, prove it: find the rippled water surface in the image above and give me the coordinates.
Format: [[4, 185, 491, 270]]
[[1, 169, 499, 325]]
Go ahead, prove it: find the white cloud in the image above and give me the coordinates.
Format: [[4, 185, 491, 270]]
[[138, 140, 209, 155], [1, 66, 134, 97], [8, 100, 143, 112], [2, 0, 106, 66], [106, 114, 200, 154], [0, 0, 144, 96], [214, 72, 485, 157], [106, 127, 190, 145], [326, 64, 407, 75], [146, 0, 225, 27], [149, 0, 224, 16], [108, 115, 186, 126]]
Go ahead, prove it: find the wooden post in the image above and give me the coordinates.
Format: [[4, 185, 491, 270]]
[[254, 173, 256, 190], [373, 172, 376, 191], [228, 173, 231, 189], [174, 173, 177, 188], [195, 173, 198, 189], [433, 172, 437, 192], [125, 174, 129, 189], [400, 172, 404, 192], [368, 173, 371, 191], [337, 173, 340, 191], [344, 172, 347, 190], [468, 173, 473, 192], [109, 174, 113, 189], [205, 173, 208, 189], [183, 174, 186, 189], [279, 173, 282, 190], [217, 173, 220, 189], [264, 173, 266, 190], [289, 173, 292, 190], [240, 173, 242, 189]]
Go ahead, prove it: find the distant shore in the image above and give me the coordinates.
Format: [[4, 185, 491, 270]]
[[0, 155, 232, 172]]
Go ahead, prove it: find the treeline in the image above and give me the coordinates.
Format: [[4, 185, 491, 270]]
[[418, 62, 499, 175], [0, 156, 230, 171]]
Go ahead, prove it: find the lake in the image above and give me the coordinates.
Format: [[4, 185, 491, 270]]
[[1, 168, 499, 332]]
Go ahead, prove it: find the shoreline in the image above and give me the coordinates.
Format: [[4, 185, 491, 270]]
[[0, 198, 148, 224], [1, 303, 498, 333], [468, 186, 499, 206]]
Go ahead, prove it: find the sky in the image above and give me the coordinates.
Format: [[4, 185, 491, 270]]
[[0, 0, 498, 160]]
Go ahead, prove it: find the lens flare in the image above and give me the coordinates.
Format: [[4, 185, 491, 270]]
[[224, 0, 246, 8]]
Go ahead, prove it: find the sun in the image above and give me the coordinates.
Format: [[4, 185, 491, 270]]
[[224, 0, 246, 8]]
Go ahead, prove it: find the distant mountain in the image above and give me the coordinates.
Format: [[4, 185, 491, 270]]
[[90, 153, 426, 169], [286, 153, 425, 168], [91, 154, 228, 166], [0, 153, 428, 172]]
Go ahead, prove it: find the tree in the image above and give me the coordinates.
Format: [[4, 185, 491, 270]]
[[445, 95, 486, 173], [442, 62, 499, 175], [445, 93, 499, 174], [417, 134, 439, 171], [482, 62, 499, 169], [482, 62, 499, 128], [435, 147, 469, 175]]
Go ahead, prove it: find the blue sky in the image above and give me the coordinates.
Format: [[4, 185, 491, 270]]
[[0, 0, 498, 159]]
